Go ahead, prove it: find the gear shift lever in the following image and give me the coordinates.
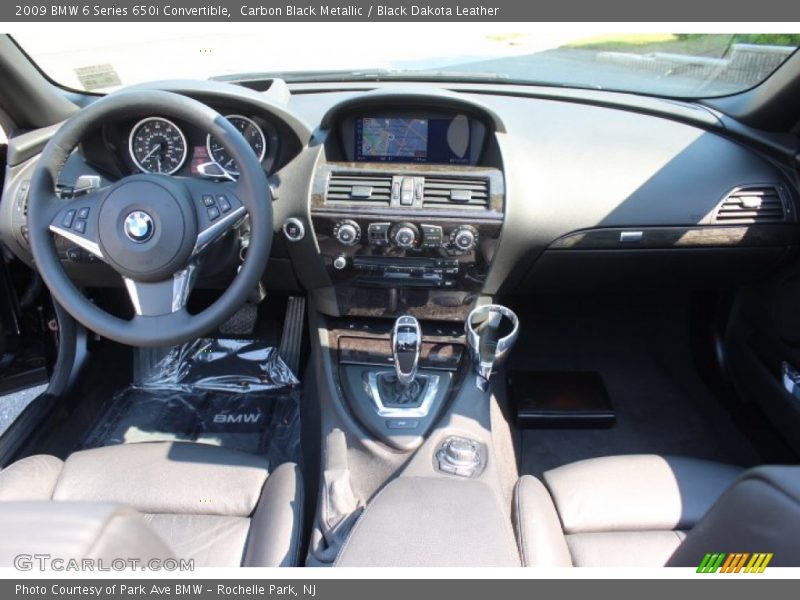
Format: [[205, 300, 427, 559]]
[[364, 315, 441, 417], [391, 315, 421, 386]]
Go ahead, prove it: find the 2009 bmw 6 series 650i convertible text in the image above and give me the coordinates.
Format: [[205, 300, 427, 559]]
[[0, 30, 798, 568]]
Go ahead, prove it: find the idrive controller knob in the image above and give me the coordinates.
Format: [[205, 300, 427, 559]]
[[436, 436, 483, 477]]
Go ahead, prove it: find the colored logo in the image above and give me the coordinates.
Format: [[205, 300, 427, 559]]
[[697, 553, 773, 573], [123, 210, 154, 243]]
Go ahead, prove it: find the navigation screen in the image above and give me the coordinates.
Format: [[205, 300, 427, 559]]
[[355, 116, 471, 164]]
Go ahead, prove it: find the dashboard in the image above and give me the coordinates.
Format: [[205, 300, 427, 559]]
[[2, 79, 799, 321]]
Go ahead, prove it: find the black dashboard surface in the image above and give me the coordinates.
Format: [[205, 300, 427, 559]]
[[2, 80, 798, 301], [289, 86, 798, 291]]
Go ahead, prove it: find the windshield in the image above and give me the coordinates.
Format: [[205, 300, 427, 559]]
[[12, 26, 800, 99]]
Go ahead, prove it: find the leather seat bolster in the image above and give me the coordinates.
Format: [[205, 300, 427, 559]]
[[0, 455, 63, 500], [514, 475, 572, 567], [543, 455, 741, 534], [0, 502, 174, 567], [243, 462, 304, 567], [53, 442, 269, 517], [667, 466, 800, 567]]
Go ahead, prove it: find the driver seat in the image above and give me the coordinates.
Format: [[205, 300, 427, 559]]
[[0, 442, 303, 567]]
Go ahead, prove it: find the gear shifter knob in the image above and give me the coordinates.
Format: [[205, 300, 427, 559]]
[[391, 315, 421, 386]]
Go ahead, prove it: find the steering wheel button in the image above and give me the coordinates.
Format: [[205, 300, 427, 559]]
[[201, 194, 215, 207], [62, 209, 76, 228], [73, 220, 86, 234], [66, 247, 82, 262], [207, 206, 220, 220], [218, 197, 232, 212], [77, 207, 90, 219]]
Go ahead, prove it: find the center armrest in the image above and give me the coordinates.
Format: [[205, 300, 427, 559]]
[[334, 476, 521, 567]]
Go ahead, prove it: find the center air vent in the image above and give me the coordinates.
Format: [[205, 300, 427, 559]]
[[714, 186, 787, 224], [422, 177, 490, 209], [326, 173, 392, 206]]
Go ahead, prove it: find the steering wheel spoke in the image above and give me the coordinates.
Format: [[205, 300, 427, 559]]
[[48, 191, 105, 260], [182, 179, 247, 256], [123, 262, 199, 317]]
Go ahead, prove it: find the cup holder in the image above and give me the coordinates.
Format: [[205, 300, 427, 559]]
[[465, 304, 519, 390]]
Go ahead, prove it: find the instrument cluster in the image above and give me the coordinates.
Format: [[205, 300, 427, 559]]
[[96, 111, 281, 180]]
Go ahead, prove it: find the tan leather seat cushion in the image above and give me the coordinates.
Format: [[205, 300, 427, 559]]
[[543, 455, 741, 535], [54, 442, 269, 517], [0, 502, 174, 567], [515, 455, 743, 567], [0, 442, 303, 567]]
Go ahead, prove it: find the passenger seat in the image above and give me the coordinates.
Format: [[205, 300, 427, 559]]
[[0, 442, 304, 567], [514, 455, 800, 567]]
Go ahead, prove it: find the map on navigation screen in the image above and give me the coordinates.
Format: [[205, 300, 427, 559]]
[[360, 118, 428, 159], [354, 115, 472, 164]]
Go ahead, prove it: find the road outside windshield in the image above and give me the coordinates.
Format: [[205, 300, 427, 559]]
[[13, 26, 800, 98]]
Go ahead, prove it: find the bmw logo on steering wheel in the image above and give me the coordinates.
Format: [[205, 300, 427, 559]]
[[123, 210, 155, 243]]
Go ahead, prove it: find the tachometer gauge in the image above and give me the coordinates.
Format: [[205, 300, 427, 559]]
[[206, 115, 267, 176], [128, 117, 188, 175]]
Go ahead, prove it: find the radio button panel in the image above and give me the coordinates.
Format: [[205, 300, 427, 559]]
[[311, 213, 500, 296]]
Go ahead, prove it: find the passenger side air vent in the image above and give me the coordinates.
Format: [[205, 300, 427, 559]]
[[326, 173, 393, 207], [714, 186, 787, 224], [422, 177, 490, 209]]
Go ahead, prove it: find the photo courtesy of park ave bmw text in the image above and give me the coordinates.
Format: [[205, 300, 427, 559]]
[[0, 0, 798, 597]]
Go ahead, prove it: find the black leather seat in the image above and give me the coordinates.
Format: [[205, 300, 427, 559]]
[[0, 442, 303, 567], [514, 454, 800, 567]]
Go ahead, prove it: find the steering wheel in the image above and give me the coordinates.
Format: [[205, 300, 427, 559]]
[[27, 90, 272, 347]]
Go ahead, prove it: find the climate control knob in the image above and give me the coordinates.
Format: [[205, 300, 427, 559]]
[[451, 226, 478, 252], [391, 223, 419, 249], [333, 219, 361, 246]]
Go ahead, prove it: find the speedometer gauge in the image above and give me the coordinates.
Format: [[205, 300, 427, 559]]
[[206, 115, 267, 176], [129, 117, 188, 175]]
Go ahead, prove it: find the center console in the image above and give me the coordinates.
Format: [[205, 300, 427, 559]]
[[311, 306, 524, 567], [328, 316, 464, 451], [328, 305, 519, 450], [300, 101, 506, 321], [302, 97, 520, 565], [309, 163, 504, 319]]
